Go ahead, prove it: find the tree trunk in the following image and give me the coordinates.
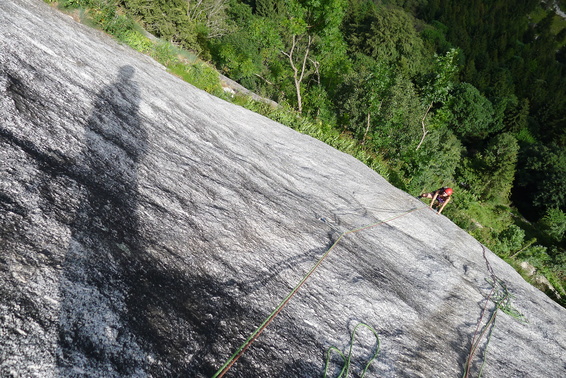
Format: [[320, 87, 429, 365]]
[[283, 34, 312, 114], [363, 100, 382, 144], [416, 102, 433, 150]]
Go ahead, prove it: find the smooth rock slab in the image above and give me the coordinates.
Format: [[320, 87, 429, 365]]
[[1, 0, 565, 377]]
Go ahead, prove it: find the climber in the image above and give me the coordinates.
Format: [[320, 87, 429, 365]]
[[418, 187, 453, 214]]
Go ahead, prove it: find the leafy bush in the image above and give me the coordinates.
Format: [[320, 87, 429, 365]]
[[168, 62, 224, 97], [539, 208, 566, 244], [120, 30, 153, 53], [516, 245, 551, 266], [447, 83, 497, 140], [149, 42, 179, 67], [58, 0, 92, 8]]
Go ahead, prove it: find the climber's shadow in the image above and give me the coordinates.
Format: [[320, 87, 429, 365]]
[[57, 66, 253, 376], [58, 65, 149, 372]]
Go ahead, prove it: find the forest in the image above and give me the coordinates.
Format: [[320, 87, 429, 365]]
[[47, 0, 566, 306]]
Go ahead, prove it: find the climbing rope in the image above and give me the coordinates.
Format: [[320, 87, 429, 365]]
[[213, 206, 427, 377], [462, 244, 527, 378], [324, 322, 381, 378]]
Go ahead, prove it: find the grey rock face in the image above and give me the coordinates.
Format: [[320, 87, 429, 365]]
[[1, 1, 565, 377]]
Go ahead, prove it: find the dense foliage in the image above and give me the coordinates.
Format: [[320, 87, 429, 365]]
[[48, 0, 565, 306]]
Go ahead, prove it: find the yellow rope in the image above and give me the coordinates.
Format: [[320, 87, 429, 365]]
[[213, 206, 427, 377]]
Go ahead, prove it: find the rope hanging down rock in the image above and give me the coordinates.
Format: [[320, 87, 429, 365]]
[[213, 206, 427, 377], [461, 244, 527, 378]]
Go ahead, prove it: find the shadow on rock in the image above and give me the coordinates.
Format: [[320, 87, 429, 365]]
[[56, 66, 256, 376], [57, 65, 149, 374]]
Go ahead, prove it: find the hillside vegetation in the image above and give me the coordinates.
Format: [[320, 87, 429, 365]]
[[45, 0, 565, 306]]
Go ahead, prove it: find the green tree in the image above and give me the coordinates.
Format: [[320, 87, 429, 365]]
[[481, 132, 519, 202], [119, 0, 199, 51], [359, 5, 429, 77], [185, 0, 233, 39], [210, 13, 282, 83], [374, 75, 424, 157], [539, 208, 566, 245], [485, 68, 517, 134], [516, 245, 552, 268], [504, 97, 530, 133], [516, 143, 566, 217], [421, 20, 452, 53], [278, 1, 311, 113], [403, 127, 463, 194], [255, 0, 286, 17], [446, 82, 495, 140], [277, 0, 349, 114], [337, 54, 395, 142], [307, 0, 350, 94], [496, 224, 526, 257], [415, 48, 460, 150], [457, 133, 519, 203]]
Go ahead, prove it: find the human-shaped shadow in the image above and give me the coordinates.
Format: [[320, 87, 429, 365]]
[[56, 65, 266, 376], [58, 65, 148, 373]]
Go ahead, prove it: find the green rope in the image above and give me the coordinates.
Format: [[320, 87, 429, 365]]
[[323, 322, 381, 378], [476, 310, 496, 378], [462, 245, 527, 378], [213, 206, 426, 377]]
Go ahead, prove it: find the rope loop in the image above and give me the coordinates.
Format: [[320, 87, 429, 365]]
[[324, 322, 381, 378]]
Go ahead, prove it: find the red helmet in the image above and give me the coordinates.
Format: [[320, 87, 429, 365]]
[[444, 187, 453, 195]]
